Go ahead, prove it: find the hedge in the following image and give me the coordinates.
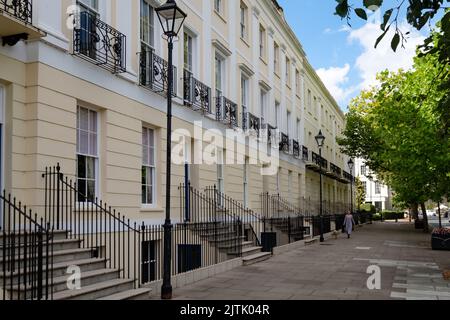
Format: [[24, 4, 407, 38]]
[[360, 204, 376, 214], [382, 211, 405, 220]]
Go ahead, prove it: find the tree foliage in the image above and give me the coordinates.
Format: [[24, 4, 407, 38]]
[[337, 37, 450, 232]]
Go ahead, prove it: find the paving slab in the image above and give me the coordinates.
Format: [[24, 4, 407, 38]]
[[149, 222, 450, 300]]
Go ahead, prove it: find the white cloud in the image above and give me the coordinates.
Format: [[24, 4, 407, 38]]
[[348, 21, 425, 89], [316, 64, 356, 104]]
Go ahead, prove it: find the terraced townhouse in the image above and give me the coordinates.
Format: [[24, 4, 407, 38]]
[[0, 0, 356, 300]]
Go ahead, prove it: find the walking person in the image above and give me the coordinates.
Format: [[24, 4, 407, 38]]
[[343, 211, 355, 239]]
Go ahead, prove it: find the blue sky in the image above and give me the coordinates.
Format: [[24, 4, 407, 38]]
[[277, 0, 441, 111]]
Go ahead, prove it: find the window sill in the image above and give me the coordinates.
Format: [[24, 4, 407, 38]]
[[240, 37, 250, 48], [214, 10, 227, 24], [274, 71, 281, 79], [259, 57, 268, 65], [140, 206, 164, 213]]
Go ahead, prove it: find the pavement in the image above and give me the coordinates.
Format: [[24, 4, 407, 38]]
[[151, 221, 450, 300]]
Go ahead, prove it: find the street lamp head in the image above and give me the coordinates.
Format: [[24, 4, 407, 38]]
[[348, 158, 354, 171], [156, 0, 187, 39], [315, 130, 325, 149]]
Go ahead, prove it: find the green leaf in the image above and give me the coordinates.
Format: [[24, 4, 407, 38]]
[[391, 33, 400, 52], [381, 9, 393, 31], [335, 0, 349, 18], [375, 25, 390, 48], [355, 8, 368, 20]]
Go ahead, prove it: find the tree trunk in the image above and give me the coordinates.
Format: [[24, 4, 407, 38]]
[[411, 203, 419, 220], [420, 202, 429, 233]]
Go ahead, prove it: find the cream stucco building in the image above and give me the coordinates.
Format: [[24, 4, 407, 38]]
[[0, 0, 355, 225]]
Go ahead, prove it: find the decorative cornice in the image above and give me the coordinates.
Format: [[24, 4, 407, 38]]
[[239, 63, 255, 77], [259, 79, 272, 92], [212, 39, 232, 57]]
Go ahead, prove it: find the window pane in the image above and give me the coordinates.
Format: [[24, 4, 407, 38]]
[[77, 179, 86, 202], [77, 155, 86, 179], [148, 129, 154, 147], [143, 146, 149, 165], [78, 107, 89, 131], [147, 185, 153, 204], [142, 167, 147, 185], [142, 185, 147, 204], [89, 133, 97, 156], [87, 180, 96, 202], [86, 157, 96, 179], [89, 110, 97, 132]]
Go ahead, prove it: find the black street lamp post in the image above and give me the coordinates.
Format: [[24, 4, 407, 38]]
[[155, 0, 186, 300], [315, 130, 325, 243], [348, 159, 354, 214]]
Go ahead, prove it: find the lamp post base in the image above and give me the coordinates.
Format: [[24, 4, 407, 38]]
[[161, 284, 173, 300]]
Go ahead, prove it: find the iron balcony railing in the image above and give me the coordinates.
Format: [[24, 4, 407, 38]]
[[330, 163, 342, 177], [280, 133, 290, 154], [183, 69, 212, 115], [1, 0, 32, 24], [73, 11, 126, 74], [311, 152, 321, 166], [140, 48, 177, 97], [292, 140, 300, 158], [343, 171, 354, 183], [267, 124, 277, 145], [216, 96, 238, 128], [302, 146, 309, 161], [243, 112, 261, 136]]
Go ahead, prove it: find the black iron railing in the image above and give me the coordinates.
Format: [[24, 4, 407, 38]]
[[267, 124, 277, 145], [312, 215, 331, 237], [216, 96, 238, 128], [292, 140, 300, 158], [302, 146, 309, 161], [330, 163, 342, 177], [343, 171, 353, 183], [243, 112, 261, 136], [1, 0, 32, 24], [184, 70, 212, 114], [205, 187, 262, 248], [260, 193, 311, 245], [73, 11, 126, 74], [140, 49, 177, 97], [179, 184, 245, 258], [280, 133, 290, 153], [1, 191, 54, 300], [311, 152, 322, 167]]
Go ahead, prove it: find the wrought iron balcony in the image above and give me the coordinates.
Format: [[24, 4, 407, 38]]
[[243, 112, 261, 136], [0, 0, 45, 46], [343, 171, 354, 184], [1, 0, 31, 24], [183, 70, 212, 115], [292, 140, 300, 158], [267, 124, 277, 145], [311, 152, 322, 167], [302, 146, 309, 161], [279, 133, 290, 154], [73, 11, 126, 74], [140, 48, 177, 97], [216, 96, 238, 128], [330, 163, 342, 177]]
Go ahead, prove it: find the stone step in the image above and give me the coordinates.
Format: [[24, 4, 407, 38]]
[[0, 247, 99, 269], [1, 258, 107, 285], [97, 288, 152, 300], [7, 268, 120, 300], [229, 246, 262, 257], [242, 252, 272, 266], [0, 238, 82, 255], [219, 241, 253, 250], [53, 278, 135, 300], [0, 230, 69, 242], [209, 236, 246, 245]]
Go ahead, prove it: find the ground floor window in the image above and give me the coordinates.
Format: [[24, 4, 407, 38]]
[[142, 127, 156, 205], [76, 106, 98, 202]]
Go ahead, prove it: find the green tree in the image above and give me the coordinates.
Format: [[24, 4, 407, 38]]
[[338, 44, 450, 232]]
